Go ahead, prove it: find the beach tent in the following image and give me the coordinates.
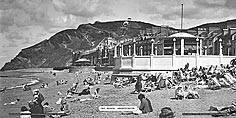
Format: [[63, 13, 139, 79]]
[[74, 58, 91, 66]]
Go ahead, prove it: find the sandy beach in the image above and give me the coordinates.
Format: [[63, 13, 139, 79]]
[[1, 67, 236, 118]]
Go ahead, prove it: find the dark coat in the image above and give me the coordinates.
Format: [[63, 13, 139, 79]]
[[135, 81, 142, 92], [139, 98, 153, 114], [29, 102, 45, 118]]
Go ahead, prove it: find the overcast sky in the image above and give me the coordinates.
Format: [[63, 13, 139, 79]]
[[0, 0, 236, 68]]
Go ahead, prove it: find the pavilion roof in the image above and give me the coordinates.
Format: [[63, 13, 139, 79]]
[[169, 32, 196, 38], [75, 58, 91, 62]]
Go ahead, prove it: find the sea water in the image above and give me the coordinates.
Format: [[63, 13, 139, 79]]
[[0, 77, 30, 89]]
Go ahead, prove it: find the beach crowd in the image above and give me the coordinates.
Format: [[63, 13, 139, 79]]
[[2, 59, 236, 118]]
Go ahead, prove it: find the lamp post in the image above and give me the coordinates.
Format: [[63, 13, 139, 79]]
[[227, 41, 231, 56], [121, 44, 124, 56], [155, 46, 158, 55], [199, 38, 203, 55], [203, 46, 207, 55], [98, 46, 102, 65], [128, 45, 131, 56], [114, 45, 117, 57], [173, 38, 176, 55], [140, 46, 143, 56], [196, 38, 199, 55], [151, 39, 155, 56], [133, 38, 136, 56], [219, 38, 223, 56], [119, 45, 122, 57]]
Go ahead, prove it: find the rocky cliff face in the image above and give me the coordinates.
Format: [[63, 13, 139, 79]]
[[1, 21, 158, 71]]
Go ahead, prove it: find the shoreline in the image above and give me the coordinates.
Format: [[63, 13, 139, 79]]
[[0, 71, 44, 91], [5, 78, 40, 90], [0, 68, 54, 90]]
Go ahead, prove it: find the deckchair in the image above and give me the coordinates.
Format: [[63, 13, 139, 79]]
[[226, 73, 236, 82], [211, 77, 221, 87], [219, 78, 230, 86], [224, 74, 234, 84]]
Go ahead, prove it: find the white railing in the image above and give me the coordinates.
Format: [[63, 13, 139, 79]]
[[115, 55, 236, 70]]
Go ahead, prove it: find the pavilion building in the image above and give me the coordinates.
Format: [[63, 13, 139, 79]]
[[113, 32, 236, 73]]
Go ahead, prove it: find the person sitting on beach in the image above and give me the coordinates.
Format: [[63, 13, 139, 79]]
[[78, 87, 90, 96], [56, 97, 65, 105], [136, 94, 153, 114], [83, 79, 88, 85], [43, 102, 54, 118], [23, 84, 31, 91], [43, 102, 54, 113], [159, 107, 175, 118], [186, 87, 199, 99], [33, 89, 44, 104], [59, 100, 70, 116], [70, 83, 79, 92], [175, 86, 184, 100], [208, 102, 236, 116], [20, 106, 31, 118], [91, 88, 101, 99], [4, 98, 20, 105], [40, 83, 48, 88], [67, 83, 79, 96], [0, 87, 7, 93]]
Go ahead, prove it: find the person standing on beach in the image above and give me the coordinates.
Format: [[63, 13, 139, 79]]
[[33, 89, 44, 104], [135, 75, 142, 93]]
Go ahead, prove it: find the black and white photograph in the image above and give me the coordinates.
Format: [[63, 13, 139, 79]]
[[1, 0, 236, 118]]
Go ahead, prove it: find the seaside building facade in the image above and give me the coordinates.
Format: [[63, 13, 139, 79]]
[[113, 22, 236, 73], [71, 19, 236, 73]]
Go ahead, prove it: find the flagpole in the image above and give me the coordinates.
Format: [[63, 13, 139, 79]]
[[181, 3, 183, 30]]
